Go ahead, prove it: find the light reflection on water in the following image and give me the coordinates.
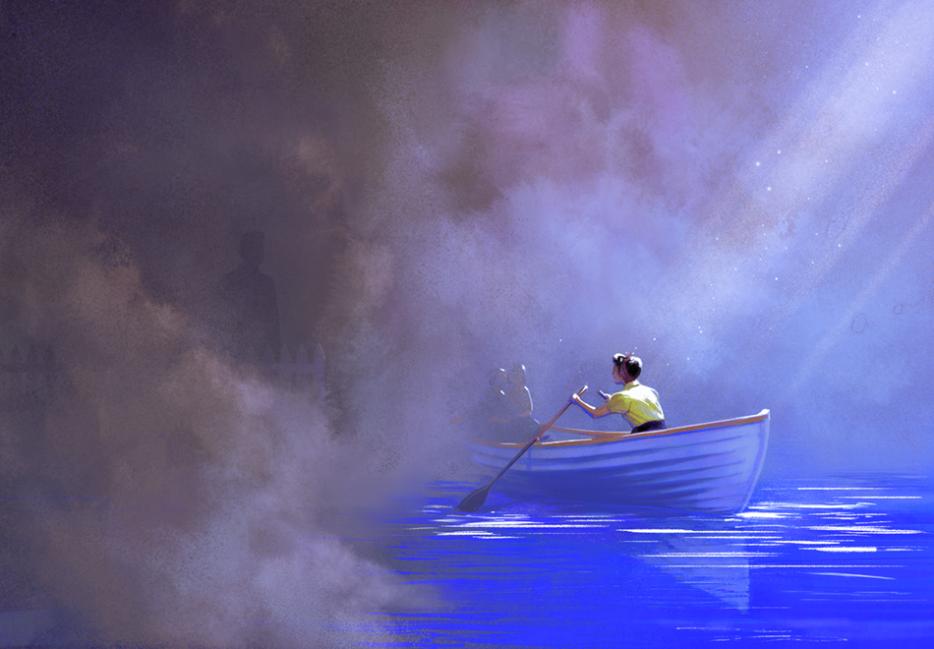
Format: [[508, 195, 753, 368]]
[[367, 474, 933, 647]]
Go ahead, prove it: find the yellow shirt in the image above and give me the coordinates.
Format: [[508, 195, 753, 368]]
[[607, 380, 665, 428]]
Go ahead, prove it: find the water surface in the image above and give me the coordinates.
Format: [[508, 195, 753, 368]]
[[368, 473, 934, 647]]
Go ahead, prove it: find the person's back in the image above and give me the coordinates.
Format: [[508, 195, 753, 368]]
[[572, 353, 666, 433], [605, 375, 665, 432], [503, 363, 539, 440]]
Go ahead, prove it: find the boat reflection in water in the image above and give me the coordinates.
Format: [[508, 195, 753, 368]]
[[407, 500, 761, 614], [620, 520, 764, 612]]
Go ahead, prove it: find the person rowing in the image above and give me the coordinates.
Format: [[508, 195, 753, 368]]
[[570, 353, 667, 433]]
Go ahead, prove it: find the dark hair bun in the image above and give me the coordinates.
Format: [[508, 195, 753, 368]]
[[625, 355, 642, 379]]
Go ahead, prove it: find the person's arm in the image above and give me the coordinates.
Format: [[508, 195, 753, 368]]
[[571, 392, 612, 418]]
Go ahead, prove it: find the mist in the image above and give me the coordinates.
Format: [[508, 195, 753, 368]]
[[2, 0, 933, 646]]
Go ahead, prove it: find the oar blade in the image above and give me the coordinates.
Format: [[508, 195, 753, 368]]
[[457, 485, 490, 512]]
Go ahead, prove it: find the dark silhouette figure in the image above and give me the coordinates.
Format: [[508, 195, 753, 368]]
[[466, 365, 540, 442], [218, 231, 281, 363]]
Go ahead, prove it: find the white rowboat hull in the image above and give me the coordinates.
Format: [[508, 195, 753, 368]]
[[471, 409, 770, 514]]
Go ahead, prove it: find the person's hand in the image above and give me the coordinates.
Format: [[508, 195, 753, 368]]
[[570, 391, 583, 404]]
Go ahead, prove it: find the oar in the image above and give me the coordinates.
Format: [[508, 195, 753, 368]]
[[457, 384, 588, 512]]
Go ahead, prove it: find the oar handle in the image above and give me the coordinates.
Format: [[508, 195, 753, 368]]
[[546, 384, 586, 434], [457, 383, 589, 512], [489, 384, 588, 480], [526, 384, 586, 442]]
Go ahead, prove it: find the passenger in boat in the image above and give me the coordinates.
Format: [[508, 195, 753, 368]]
[[463, 365, 540, 442], [571, 353, 666, 433], [482, 364, 537, 441], [486, 367, 512, 427], [505, 364, 536, 421]]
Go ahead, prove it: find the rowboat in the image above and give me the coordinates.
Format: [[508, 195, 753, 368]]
[[470, 409, 770, 514]]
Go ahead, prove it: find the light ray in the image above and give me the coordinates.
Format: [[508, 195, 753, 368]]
[[788, 200, 934, 392], [657, 0, 934, 362]]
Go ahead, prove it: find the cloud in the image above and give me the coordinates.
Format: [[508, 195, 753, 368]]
[[1, 218, 428, 647], [2, 1, 934, 644]]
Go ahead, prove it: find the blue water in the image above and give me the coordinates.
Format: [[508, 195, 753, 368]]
[[368, 474, 934, 648]]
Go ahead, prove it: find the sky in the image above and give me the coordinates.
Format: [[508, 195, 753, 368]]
[[1, 0, 933, 646]]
